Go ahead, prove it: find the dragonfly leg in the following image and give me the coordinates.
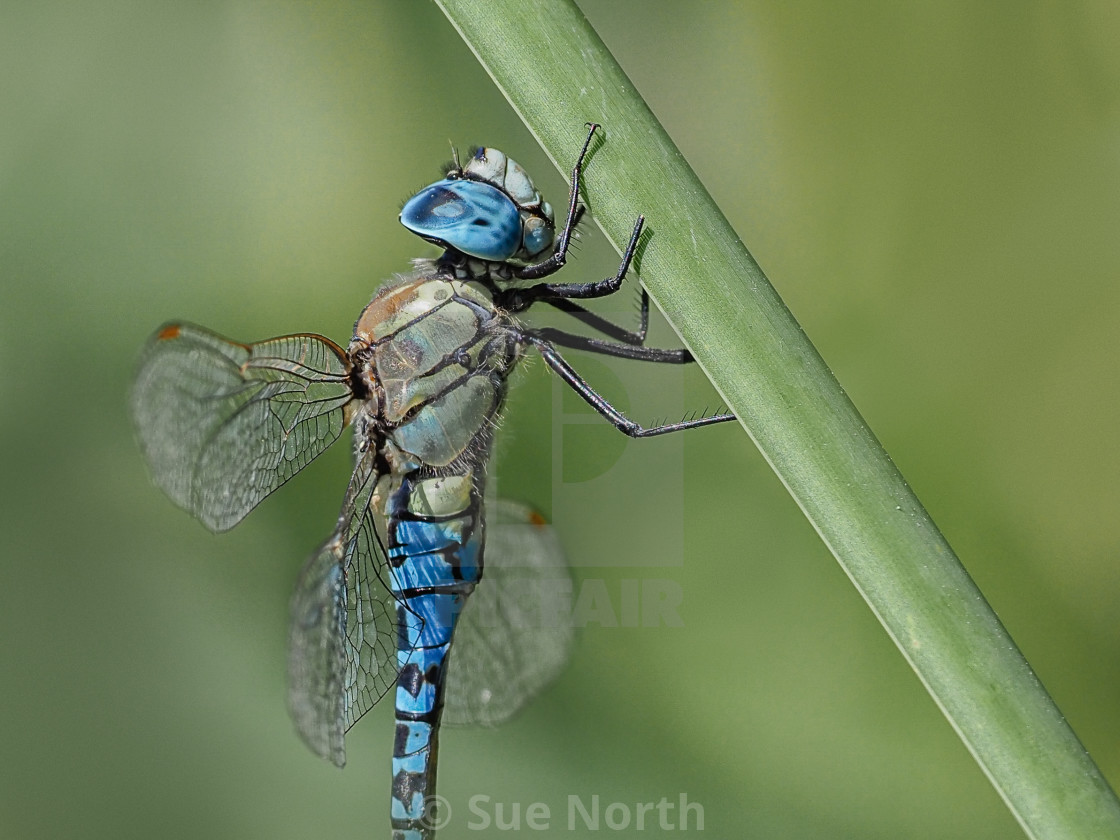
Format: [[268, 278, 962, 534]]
[[542, 293, 650, 345], [525, 335, 735, 437], [514, 123, 600, 281], [516, 218, 701, 363], [527, 326, 692, 364], [508, 215, 646, 306]]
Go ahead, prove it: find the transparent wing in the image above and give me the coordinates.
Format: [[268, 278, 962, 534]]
[[287, 447, 413, 767], [444, 500, 573, 727], [131, 322, 355, 532]]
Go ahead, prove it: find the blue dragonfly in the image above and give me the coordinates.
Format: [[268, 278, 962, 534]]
[[131, 124, 734, 840]]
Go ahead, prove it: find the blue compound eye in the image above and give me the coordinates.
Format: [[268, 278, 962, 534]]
[[400, 179, 521, 261]]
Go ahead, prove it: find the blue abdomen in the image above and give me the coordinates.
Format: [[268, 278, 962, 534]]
[[386, 471, 483, 839]]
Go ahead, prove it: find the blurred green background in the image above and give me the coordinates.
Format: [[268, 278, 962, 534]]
[[3, 2, 1119, 838]]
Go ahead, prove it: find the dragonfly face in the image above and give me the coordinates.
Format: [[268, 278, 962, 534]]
[[132, 123, 734, 840]]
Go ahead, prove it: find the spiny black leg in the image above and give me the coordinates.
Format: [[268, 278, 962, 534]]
[[507, 216, 645, 310], [529, 327, 693, 363], [514, 123, 600, 281], [522, 215, 643, 300], [526, 335, 735, 437], [545, 288, 650, 345]]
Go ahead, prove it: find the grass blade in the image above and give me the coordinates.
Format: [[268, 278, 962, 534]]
[[435, 0, 1120, 837]]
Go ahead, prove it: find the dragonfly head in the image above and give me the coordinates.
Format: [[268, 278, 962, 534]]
[[400, 146, 555, 264]]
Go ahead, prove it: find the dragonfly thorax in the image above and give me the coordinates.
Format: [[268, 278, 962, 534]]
[[349, 274, 520, 468]]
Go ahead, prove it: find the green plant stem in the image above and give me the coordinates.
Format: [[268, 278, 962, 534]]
[[435, 1, 1120, 837]]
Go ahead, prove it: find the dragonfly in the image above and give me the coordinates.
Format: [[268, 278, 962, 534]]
[[131, 124, 735, 840]]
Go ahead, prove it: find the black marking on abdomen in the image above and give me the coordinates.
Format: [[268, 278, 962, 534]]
[[397, 662, 444, 699], [394, 706, 442, 725]]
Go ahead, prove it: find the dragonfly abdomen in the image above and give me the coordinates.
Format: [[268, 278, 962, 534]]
[[386, 470, 484, 839]]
